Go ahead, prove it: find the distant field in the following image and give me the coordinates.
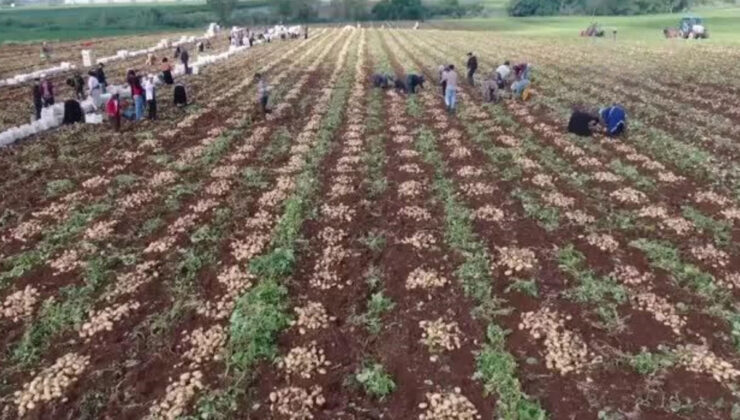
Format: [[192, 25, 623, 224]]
[[428, 6, 740, 43], [0, 1, 268, 42]]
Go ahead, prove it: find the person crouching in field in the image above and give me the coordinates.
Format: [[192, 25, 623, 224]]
[[481, 73, 498, 103], [568, 104, 627, 138], [371, 73, 393, 89], [599, 104, 627, 137], [106, 94, 121, 132], [406, 74, 425, 94], [511, 62, 532, 101], [255, 73, 272, 116]]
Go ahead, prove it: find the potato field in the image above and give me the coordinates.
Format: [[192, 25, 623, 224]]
[[1, 26, 740, 419]]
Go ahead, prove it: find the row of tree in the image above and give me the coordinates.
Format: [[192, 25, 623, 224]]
[[507, 0, 715, 16], [206, 0, 482, 24]]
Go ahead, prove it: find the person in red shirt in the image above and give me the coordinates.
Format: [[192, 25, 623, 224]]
[[106, 93, 121, 132], [127, 70, 145, 121]]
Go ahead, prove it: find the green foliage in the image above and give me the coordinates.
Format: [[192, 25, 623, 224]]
[[187, 388, 241, 420], [364, 291, 395, 334], [558, 245, 627, 329], [241, 167, 269, 190], [507, 0, 693, 17], [475, 324, 547, 420], [630, 238, 719, 299], [505, 279, 539, 297], [360, 231, 386, 253], [372, 0, 425, 20], [512, 189, 560, 232], [12, 256, 111, 366], [681, 205, 731, 247], [355, 362, 396, 399], [138, 217, 163, 238], [249, 248, 296, 280], [45, 178, 74, 198], [228, 279, 290, 373], [609, 159, 655, 192], [261, 128, 292, 163], [628, 349, 675, 375], [207, 0, 236, 24]]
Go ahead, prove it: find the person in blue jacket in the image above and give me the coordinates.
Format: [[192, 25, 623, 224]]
[[599, 105, 627, 137]]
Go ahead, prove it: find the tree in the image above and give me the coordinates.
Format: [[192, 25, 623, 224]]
[[207, 0, 237, 24], [372, 0, 424, 20]]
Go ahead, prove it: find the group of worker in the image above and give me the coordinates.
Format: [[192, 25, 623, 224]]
[[30, 43, 194, 131], [370, 51, 626, 138]]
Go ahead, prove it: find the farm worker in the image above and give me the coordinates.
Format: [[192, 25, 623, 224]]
[[599, 105, 627, 137], [481, 74, 497, 103], [40, 42, 51, 61], [511, 63, 531, 100], [198, 41, 204, 53], [180, 48, 190, 75], [31, 78, 43, 120], [40, 78, 54, 107], [466, 52, 478, 86], [174, 46, 181, 59], [174, 84, 188, 107], [442, 64, 459, 112], [255, 73, 272, 115], [406, 74, 425, 94], [62, 100, 84, 125], [67, 72, 85, 100], [304, 26, 309, 39], [495, 61, 511, 90], [567, 106, 600, 137], [371, 73, 392, 89], [106, 93, 121, 132], [513, 62, 530, 81], [160, 58, 174, 85], [95, 63, 107, 93], [87, 70, 102, 109], [439, 65, 449, 96], [146, 53, 155, 66], [144, 75, 157, 120], [127, 70, 145, 121]]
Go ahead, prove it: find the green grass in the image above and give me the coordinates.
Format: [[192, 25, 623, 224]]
[[429, 6, 740, 43], [0, 1, 268, 42]]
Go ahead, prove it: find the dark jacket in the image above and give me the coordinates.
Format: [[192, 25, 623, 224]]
[[467, 56, 478, 72], [568, 110, 599, 137], [32, 84, 43, 105], [95, 68, 107, 85]]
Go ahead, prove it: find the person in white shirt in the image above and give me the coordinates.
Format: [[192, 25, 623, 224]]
[[143, 76, 157, 120], [87, 70, 101, 109], [441, 64, 459, 112], [495, 61, 511, 89]]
